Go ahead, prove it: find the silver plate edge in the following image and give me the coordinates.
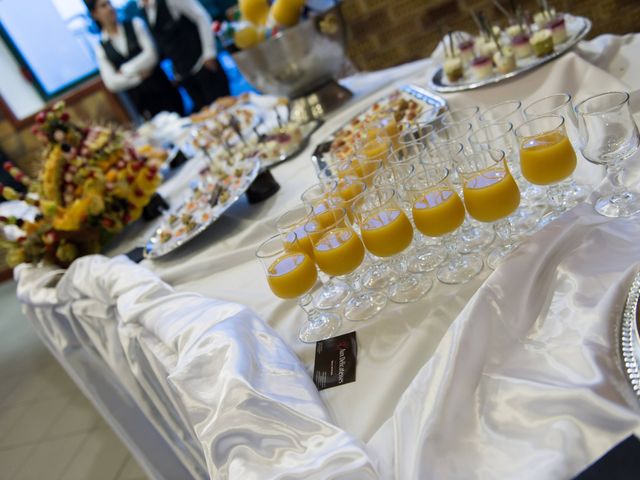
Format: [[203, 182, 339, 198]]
[[620, 269, 640, 403], [428, 16, 592, 93], [143, 159, 262, 260], [260, 119, 323, 169]]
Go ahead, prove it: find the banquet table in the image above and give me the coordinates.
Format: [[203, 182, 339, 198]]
[[13, 34, 640, 479]]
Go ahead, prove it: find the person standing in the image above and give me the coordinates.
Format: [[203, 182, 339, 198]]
[[139, 0, 231, 112], [87, 0, 184, 119]]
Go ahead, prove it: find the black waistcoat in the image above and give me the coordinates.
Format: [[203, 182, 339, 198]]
[[142, 0, 202, 78], [101, 20, 141, 70]]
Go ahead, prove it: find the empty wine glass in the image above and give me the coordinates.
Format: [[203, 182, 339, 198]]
[[574, 91, 640, 217], [257, 234, 340, 343], [441, 106, 481, 128]]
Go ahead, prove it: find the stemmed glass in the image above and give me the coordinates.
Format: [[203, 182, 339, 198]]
[[432, 122, 474, 151], [256, 234, 340, 343], [523, 93, 589, 203], [468, 122, 542, 233], [479, 100, 523, 126], [574, 91, 640, 217], [306, 208, 387, 321], [424, 142, 495, 252], [406, 166, 484, 284], [457, 149, 522, 269], [515, 114, 578, 223], [440, 106, 481, 128], [354, 187, 432, 303]]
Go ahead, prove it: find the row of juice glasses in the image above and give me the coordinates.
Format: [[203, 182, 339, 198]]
[[257, 91, 640, 343]]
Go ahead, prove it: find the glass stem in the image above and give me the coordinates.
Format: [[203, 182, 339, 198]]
[[445, 233, 465, 269], [494, 219, 512, 247], [547, 183, 566, 212], [298, 293, 325, 328], [606, 162, 626, 199]]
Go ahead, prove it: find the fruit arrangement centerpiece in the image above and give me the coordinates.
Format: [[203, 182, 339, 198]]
[[0, 102, 162, 268]]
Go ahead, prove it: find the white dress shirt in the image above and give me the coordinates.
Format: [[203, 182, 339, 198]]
[[95, 17, 158, 92], [139, 0, 216, 76]]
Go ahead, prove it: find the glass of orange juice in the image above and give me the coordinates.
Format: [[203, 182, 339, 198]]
[[354, 187, 432, 303], [300, 183, 343, 228], [276, 204, 316, 260], [406, 166, 483, 283], [515, 114, 578, 223], [423, 142, 495, 254], [306, 208, 386, 321], [469, 122, 543, 234], [256, 234, 340, 343], [457, 149, 522, 269]]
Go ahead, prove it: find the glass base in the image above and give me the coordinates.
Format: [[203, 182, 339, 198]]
[[344, 290, 388, 321], [594, 191, 640, 218], [314, 279, 351, 310], [437, 253, 483, 285], [407, 244, 447, 273], [511, 205, 544, 235], [486, 243, 516, 270], [458, 223, 494, 254], [389, 273, 433, 303], [569, 182, 590, 203], [361, 262, 397, 290], [298, 312, 342, 343]]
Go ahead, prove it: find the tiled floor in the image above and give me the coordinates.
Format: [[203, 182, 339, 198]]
[[0, 279, 149, 480]]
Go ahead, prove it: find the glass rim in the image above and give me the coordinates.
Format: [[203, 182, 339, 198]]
[[434, 122, 473, 138], [479, 100, 522, 122], [405, 165, 451, 191], [300, 183, 326, 202], [255, 234, 286, 259], [456, 148, 506, 175], [303, 206, 348, 234], [354, 186, 397, 214], [468, 122, 514, 144], [441, 106, 480, 125], [523, 93, 572, 118], [398, 124, 434, 145], [574, 91, 630, 116], [275, 204, 312, 230], [514, 114, 565, 139]]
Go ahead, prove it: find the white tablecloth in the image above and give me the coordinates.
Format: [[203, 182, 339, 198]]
[[14, 34, 640, 479]]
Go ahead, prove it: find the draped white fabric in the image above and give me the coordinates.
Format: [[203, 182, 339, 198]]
[[14, 34, 640, 479]]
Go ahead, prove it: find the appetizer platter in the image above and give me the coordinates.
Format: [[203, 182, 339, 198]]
[[430, 9, 591, 93], [317, 84, 447, 165], [144, 157, 261, 259]]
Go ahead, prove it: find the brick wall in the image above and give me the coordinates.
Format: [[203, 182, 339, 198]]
[[340, 0, 640, 71]]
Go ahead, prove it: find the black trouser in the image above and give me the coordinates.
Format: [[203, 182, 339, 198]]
[[180, 60, 230, 111], [128, 67, 184, 119]]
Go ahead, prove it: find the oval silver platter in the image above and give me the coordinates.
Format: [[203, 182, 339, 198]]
[[429, 15, 592, 93]]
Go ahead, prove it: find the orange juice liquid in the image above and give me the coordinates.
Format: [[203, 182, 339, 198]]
[[362, 140, 388, 161], [361, 208, 413, 257], [463, 169, 521, 222], [337, 181, 364, 202], [267, 252, 317, 299], [313, 201, 342, 228], [283, 222, 316, 260], [520, 132, 577, 185], [313, 227, 365, 276], [412, 188, 465, 236]]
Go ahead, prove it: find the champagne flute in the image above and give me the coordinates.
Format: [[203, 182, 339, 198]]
[[256, 234, 340, 343], [457, 149, 522, 269], [574, 91, 640, 217], [406, 165, 483, 284], [515, 114, 578, 223], [523, 93, 589, 203]]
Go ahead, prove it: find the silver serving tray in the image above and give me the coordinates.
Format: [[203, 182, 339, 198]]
[[144, 159, 261, 259], [261, 119, 323, 169], [620, 270, 640, 403], [429, 15, 592, 93]]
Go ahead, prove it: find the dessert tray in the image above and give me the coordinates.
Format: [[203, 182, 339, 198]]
[[430, 15, 591, 93], [313, 85, 447, 169], [620, 270, 640, 404], [144, 157, 260, 259]]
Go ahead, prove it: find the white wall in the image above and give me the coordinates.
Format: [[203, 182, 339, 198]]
[[0, 38, 45, 120]]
